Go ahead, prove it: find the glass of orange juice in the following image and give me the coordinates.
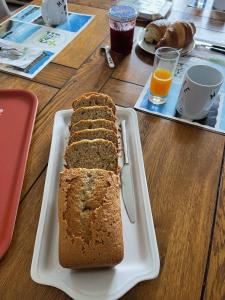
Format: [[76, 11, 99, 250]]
[[149, 47, 180, 104]]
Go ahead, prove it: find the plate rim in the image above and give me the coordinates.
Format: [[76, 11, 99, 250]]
[[31, 106, 160, 300]]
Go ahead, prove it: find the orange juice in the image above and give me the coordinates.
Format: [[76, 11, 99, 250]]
[[150, 68, 173, 97]]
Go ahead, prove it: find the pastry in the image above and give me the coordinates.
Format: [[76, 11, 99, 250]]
[[157, 21, 196, 48], [144, 19, 171, 44]]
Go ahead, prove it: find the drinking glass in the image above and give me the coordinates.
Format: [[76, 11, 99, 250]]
[[149, 47, 180, 105]]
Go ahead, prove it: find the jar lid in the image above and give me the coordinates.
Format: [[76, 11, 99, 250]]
[[109, 5, 137, 22]]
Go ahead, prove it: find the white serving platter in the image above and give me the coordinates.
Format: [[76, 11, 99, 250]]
[[31, 106, 160, 300]]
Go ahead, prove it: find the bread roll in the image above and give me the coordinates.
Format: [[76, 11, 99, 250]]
[[144, 19, 171, 43]]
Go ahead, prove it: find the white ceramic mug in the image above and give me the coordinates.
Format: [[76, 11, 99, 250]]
[[41, 0, 68, 26], [176, 65, 223, 120], [213, 0, 225, 11]]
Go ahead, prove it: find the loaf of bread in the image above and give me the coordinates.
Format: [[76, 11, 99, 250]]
[[64, 139, 118, 173], [69, 128, 118, 148], [58, 168, 124, 269], [71, 106, 115, 124], [144, 19, 196, 49], [144, 19, 171, 43], [157, 21, 196, 48], [72, 92, 116, 115], [70, 119, 117, 135]]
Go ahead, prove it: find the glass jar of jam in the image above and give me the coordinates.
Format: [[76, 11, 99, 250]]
[[109, 5, 137, 55]]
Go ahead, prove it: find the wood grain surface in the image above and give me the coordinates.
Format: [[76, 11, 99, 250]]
[[204, 161, 225, 300], [34, 63, 77, 88], [1, 0, 225, 299]]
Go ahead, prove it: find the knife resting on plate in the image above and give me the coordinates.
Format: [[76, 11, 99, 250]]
[[121, 120, 136, 223]]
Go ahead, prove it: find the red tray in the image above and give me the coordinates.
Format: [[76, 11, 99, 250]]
[[0, 90, 38, 259]]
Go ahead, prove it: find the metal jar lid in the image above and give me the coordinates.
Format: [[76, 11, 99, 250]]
[[109, 5, 137, 22]]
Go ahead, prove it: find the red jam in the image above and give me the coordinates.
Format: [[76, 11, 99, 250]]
[[110, 27, 134, 54]]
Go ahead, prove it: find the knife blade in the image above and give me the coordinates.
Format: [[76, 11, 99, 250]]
[[121, 120, 136, 223], [195, 41, 225, 54]]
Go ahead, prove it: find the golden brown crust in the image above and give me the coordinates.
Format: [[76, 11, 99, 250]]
[[157, 21, 196, 49], [69, 128, 118, 148], [144, 19, 171, 43], [58, 168, 124, 269], [71, 106, 115, 124], [72, 92, 116, 115]]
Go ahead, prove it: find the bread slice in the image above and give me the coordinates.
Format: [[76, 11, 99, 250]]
[[72, 92, 116, 115], [58, 168, 124, 269], [64, 139, 118, 173], [71, 106, 115, 124], [70, 119, 117, 135], [69, 128, 118, 148]]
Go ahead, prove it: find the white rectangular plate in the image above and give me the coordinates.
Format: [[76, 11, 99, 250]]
[[31, 106, 160, 300]]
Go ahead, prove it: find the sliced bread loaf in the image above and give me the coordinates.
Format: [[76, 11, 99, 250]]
[[71, 106, 115, 124], [64, 139, 118, 173], [69, 128, 118, 148], [70, 119, 117, 134], [72, 92, 116, 115], [58, 168, 124, 269]]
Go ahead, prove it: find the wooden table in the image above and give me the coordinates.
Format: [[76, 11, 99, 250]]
[[1, 0, 225, 299]]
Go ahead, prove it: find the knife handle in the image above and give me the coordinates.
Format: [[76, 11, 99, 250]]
[[210, 47, 225, 55], [212, 45, 225, 51], [121, 120, 129, 164]]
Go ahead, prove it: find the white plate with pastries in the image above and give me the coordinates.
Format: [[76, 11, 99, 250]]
[[137, 19, 196, 56], [31, 104, 160, 300]]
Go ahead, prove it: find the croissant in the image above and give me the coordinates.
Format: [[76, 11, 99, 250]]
[[157, 21, 196, 49]]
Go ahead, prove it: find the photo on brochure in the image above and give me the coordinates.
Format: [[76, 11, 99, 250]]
[[0, 19, 41, 43]]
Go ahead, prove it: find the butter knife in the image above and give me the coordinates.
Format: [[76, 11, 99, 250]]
[[195, 41, 225, 54], [121, 120, 136, 223]]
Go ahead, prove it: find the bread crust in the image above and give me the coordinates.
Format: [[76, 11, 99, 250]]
[[157, 21, 196, 48], [144, 19, 196, 49], [70, 119, 117, 134], [58, 168, 124, 269], [72, 92, 116, 115], [71, 106, 115, 124], [69, 128, 118, 148]]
